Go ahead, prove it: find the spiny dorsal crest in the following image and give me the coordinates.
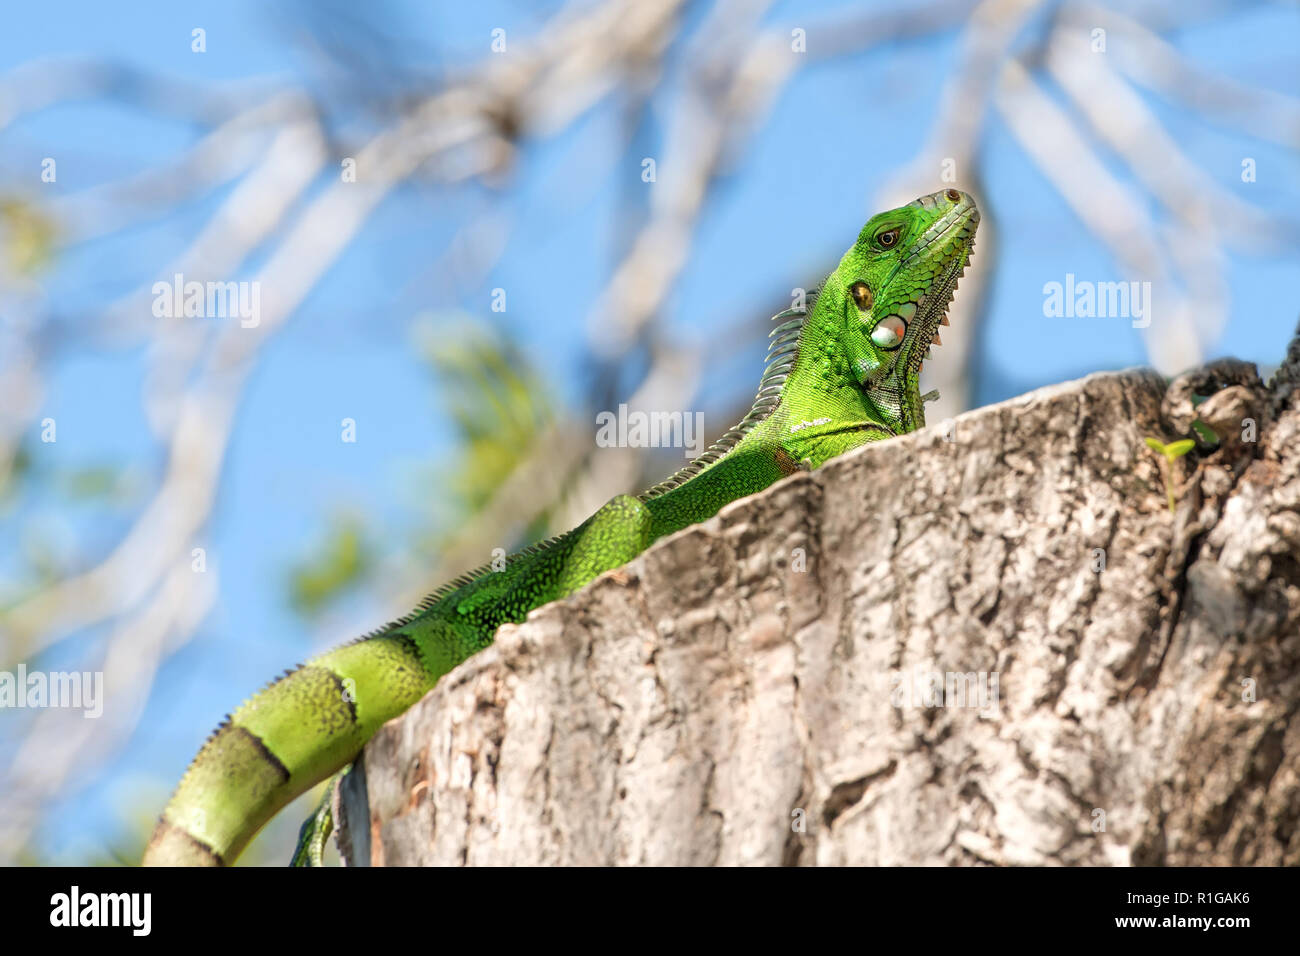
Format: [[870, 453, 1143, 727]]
[[639, 288, 818, 500]]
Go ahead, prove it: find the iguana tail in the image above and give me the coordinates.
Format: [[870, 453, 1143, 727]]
[[142, 632, 440, 866]]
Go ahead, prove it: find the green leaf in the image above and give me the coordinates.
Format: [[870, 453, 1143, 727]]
[[0, 198, 57, 275], [1190, 420, 1220, 445], [63, 466, 124, 500], [1164, 439, 1195, 459], [1144, 437, 1166, 454], [289, 520, 368, 615], [419, 315, 556, 516]]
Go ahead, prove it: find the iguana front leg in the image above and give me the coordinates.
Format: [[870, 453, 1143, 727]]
[[291, 774, 341, 867]]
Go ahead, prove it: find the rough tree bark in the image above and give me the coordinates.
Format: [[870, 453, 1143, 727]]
[[338, 329, 1300, 866]]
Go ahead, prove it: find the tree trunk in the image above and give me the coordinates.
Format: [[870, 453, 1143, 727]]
[[339, 331, 1300, 866]]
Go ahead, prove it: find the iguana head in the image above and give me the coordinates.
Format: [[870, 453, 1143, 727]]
[[832, 188, 979, 434]]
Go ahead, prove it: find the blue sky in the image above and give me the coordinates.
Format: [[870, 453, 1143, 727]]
[[1, 0, 1298, 863]]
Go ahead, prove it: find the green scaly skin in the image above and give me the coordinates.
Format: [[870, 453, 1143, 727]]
[[142, 188, 979, 866]]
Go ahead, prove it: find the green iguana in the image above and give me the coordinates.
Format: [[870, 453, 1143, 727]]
[[143, 188, 980, 866]]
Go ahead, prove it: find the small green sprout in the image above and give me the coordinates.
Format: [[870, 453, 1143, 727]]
[[1190, 420, 1220, 445], [1145, 437, 1195, 513], [1189, 393, 1221, 446]]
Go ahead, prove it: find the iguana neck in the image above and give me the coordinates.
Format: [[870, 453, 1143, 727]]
[[764, 279, 905, 468], [637, 283, 889, 538]]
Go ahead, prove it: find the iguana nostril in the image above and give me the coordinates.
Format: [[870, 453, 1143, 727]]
[[945, 188, 961, 202]]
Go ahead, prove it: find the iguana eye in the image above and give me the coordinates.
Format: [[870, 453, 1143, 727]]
[[849, 281, 873, 310], [871, 315, 906, 349], [876, 228, 900, 248]]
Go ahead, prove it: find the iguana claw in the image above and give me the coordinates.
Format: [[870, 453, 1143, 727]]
[[290, 775, 341, 867]]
